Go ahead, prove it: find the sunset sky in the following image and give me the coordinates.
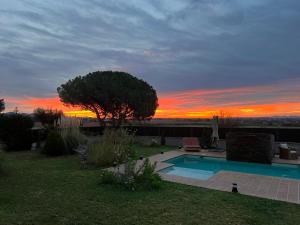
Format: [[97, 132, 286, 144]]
[[1, 0, 300, 118]]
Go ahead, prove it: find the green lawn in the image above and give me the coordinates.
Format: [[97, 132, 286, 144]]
[[1, 147, 300, 225]]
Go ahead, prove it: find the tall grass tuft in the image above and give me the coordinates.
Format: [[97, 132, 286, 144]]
[[87, 129, 135, 167], [58, 117, 86, 154]]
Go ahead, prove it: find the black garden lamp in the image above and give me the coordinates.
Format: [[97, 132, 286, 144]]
[[232, 183, 238, 193]]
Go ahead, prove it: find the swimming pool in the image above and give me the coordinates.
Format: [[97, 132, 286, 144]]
[[160, 155, 300, 180]]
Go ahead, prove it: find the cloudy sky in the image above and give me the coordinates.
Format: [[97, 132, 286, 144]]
[[1, 0, 300, 117]]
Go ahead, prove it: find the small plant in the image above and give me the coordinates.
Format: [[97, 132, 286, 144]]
[[135, 158, 162, 190], [100, 158, 162, 191], [42, 130, 66, 156], [87, 128, 135, 167], [99, 171, 119, 184]]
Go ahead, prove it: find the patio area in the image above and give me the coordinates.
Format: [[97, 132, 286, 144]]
[[147, 150, 300, 204]]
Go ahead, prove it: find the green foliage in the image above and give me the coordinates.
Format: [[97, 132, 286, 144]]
[[0, 113, 33, 151], [42, 130, 66, 156], [33, 108, 63, 128], [135, 158, 162, 190], [99, 170, 119, 184], [100, 158, 162, 191], [0, 99, 4, 113], [57, 71, 158, 127], [87, 128, 135, 167], [0, 148, 3, 173], [200, 128, 212, 149]]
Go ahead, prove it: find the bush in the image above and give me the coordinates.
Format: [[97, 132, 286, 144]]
[[0, 146, 4, 173], [0, 113, 33, 151], [59, 117, 86, 154], [100, 158, 162, 191], [199, 128, 212, 149], [42, 130, 66, 156], [134, 158, 162, 190], [87, 129, 135, 167]]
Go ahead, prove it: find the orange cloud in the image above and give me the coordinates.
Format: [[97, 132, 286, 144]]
[[6, 96, 69, 111], [4, 79, 300, 118]]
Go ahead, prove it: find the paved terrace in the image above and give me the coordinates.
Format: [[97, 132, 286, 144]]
[[110, 150, 300, 204]]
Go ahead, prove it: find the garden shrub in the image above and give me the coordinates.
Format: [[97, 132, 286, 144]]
[[134, 158, 162, 190], [59, 117, 86, 154], [0, 146, 3, 173], [87, 128, 135, 167], [0, 113, 33, 151], [100, 158, 162, 191], [42, 130, 66, 156], [199, 128, 212, 149]]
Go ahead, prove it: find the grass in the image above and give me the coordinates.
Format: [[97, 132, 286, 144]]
[[0, 146, 300, 225]]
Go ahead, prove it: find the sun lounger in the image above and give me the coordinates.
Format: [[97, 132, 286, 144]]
[[279, 143, 298, 160], [182, 137, 201, 152]]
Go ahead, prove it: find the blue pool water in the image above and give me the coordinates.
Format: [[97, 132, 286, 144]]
[[160, 155, 300, 180]]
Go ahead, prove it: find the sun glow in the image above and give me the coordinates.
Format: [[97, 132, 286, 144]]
[[64, 110, 96, 118], [4, 80, 300, 118]]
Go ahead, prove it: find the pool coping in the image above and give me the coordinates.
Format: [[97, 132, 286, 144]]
[[151, 150, 300, 205]]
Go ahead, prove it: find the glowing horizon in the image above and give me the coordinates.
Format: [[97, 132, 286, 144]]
[[3, 80, 300, 118]]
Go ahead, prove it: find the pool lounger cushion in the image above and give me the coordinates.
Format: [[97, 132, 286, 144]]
[[183, 137, 201, 152]]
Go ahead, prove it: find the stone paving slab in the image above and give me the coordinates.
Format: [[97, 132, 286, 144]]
[[147, 150, 300, 204]]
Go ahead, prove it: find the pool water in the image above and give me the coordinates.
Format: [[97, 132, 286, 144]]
[[160, 155, 300, 180]]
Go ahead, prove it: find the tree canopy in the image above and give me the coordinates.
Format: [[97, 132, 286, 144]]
[[57, 71, 158, 126], [0, 99, 5, 113]]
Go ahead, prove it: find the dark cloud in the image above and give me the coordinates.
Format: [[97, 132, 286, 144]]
[[1, 0, 300, 99]]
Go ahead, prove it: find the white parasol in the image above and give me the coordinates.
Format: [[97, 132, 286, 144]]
[[211, 116, 219, 148]]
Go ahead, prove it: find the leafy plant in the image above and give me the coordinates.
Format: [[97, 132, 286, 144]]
[[87, 128, 135, 167], [134, 158, 162, 190], [100, 158, 162, 191], [42, 130, 66, 156]]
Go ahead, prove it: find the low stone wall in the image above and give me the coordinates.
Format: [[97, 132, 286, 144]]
[[226, 132, 275, 164]]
